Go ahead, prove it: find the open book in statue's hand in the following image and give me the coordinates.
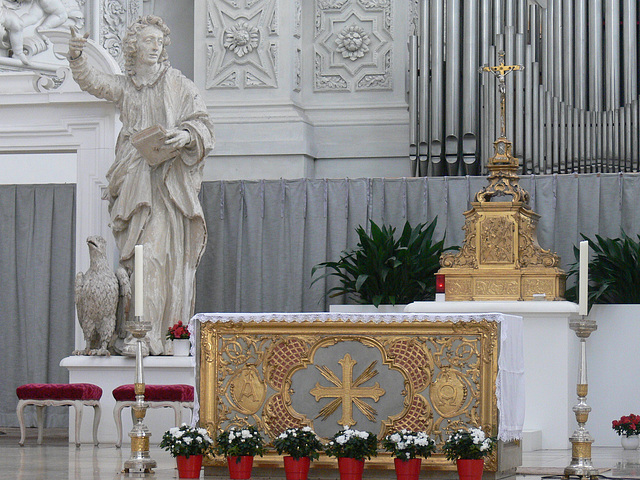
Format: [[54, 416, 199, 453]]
[[131, 125, 179, 166]]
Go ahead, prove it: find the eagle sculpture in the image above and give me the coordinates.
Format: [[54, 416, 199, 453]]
[[73, 235, 130, 356]]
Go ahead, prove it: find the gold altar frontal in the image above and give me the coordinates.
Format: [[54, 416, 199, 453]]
[[197, 315, 504, 473]]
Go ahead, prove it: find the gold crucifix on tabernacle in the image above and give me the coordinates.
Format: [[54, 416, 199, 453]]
[[310, 354, 385, 426], [479, 50, 524, 138]]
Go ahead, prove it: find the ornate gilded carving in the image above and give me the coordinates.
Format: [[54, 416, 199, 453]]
[[441, 212, 478, 268], [431, 368, 468, 418], [522, 278, 555, 298], [479, 217, 514, 264], [198, 318, 499, 470], [518, 214, 560, 267], [226, 365, 267, 415], [310, 354, 385, 426], [476, 279, 519, 297]]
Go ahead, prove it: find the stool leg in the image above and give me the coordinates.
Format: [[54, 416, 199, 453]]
[[113, 402, 126, 449], [16, 400, 27, 446], [173, 404, 182, 426], [91, 403, 101, 446], [36, 405, 44, 445], [72, 401, 83, 448]]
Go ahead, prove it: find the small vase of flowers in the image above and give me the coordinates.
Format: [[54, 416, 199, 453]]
[[442, 427, 495, 480], [612, 414, 640, 450], [166, 321, 190, 356], [325, 427, 378, 480], [159, 424, 213, 479], [382, 430, 436, 480], [216, 426, 265, 479], [273, 426, 324, 480]]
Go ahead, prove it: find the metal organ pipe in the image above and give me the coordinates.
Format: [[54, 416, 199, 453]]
[[408, 0, 639, 176]]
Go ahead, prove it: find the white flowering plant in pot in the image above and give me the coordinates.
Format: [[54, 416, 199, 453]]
[[273, 426, 324, 460], [215, 426, 265, 460], [382, 430, 436, 460], [325, 427, 378, 460], [159, 424, 214, 458], [442, 427, 495, 461]]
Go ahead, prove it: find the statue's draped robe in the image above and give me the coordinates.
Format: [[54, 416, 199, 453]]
[[71, 55, 215, 354]]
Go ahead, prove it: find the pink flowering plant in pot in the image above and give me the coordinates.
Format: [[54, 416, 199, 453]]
[[442, 427, 495, 461], [166, 320, 190, 339], [382, 430, 436, 460], [612, 414, 640, 437]]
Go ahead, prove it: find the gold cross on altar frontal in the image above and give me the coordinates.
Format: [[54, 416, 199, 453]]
[[310, 353, 385, 427], [479, 50, 524, 138]]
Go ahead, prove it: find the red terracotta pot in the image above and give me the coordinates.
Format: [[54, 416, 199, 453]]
[[283, 456, 311, 480], [176, 454, 203, 479], [394, 457, 422, 480], [456, 458, 484, 480], [337, 457, 365, 480], [227, 455, 254, 479]]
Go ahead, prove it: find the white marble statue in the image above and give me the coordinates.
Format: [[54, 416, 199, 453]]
[[74, 236, 130, 356], [68, 15, 215, 355]]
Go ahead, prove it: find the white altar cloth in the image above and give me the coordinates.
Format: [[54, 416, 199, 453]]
[[189, 312, 524, 442]]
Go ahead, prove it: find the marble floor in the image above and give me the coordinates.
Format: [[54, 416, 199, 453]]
[[1, 428, 639, 480]]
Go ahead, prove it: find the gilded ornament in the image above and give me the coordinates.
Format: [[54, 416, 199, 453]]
[[430, 368, 468, 418], [226, 365, 267, 415]]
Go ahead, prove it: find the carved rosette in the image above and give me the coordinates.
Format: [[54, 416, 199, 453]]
[[314, 0, 393, 92], [206, 0, 278, 89]]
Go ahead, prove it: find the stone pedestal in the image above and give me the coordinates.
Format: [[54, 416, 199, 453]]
[[60, 355, 194, 445]]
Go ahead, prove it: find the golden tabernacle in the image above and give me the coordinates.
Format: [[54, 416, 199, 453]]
[[195, 312, 523, 477], [438, 54, 565, 301]]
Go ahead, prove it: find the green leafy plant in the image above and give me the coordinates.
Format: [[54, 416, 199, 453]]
[[325, 427, 378, 460], [159, 423, 214, 458], [565, 234, 640, 307], [311, 218, 455, 307], [382, 430, 436, 460], [215, 426, 265, 460], [442, 427, 495, 461], [273, 426, 324, 460]]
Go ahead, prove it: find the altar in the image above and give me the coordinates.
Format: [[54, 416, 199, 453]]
[[191, 312, 524, 478]]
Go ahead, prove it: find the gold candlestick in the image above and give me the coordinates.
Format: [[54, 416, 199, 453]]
[[123, 317, 156, 475], [564, 317, 598, 479]]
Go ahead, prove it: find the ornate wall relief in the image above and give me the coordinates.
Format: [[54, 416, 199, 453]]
[[314, 0, 392, 92], [100, 0, 142, 69], [206, 0, 278, 89]]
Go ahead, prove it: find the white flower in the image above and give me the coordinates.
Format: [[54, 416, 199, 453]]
[[241, 429, 252, 439], [357, 431, 369, 439], [397, 442, 406, 450], [336, 435, 347, 445], [173, 431, 184, 438], [184, 437, 192, 444], [390, 433, 401, 443], [302, 427, 312, 432], [278, 433, 287, 439]]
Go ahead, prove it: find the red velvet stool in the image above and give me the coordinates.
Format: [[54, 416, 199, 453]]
[[16, 383, 102, 447], [112, 384, 195, 448]]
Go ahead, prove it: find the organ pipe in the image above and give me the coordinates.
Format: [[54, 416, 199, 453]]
[[407, 0, 640, 176]]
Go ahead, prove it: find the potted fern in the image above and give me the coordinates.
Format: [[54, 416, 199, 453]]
[[311, 218, 455, 308]]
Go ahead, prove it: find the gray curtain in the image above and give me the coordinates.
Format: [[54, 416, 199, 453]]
[[0, 184, 76, 428], [195, 174, 640, 313]]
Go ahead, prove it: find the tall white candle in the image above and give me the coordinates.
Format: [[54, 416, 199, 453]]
[[579, 240, 588, 316], [135, 244, 144, 317]]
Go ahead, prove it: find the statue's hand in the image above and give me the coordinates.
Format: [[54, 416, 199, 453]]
[[68, 26, 89, 60], [165, 129, 192, 149]]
